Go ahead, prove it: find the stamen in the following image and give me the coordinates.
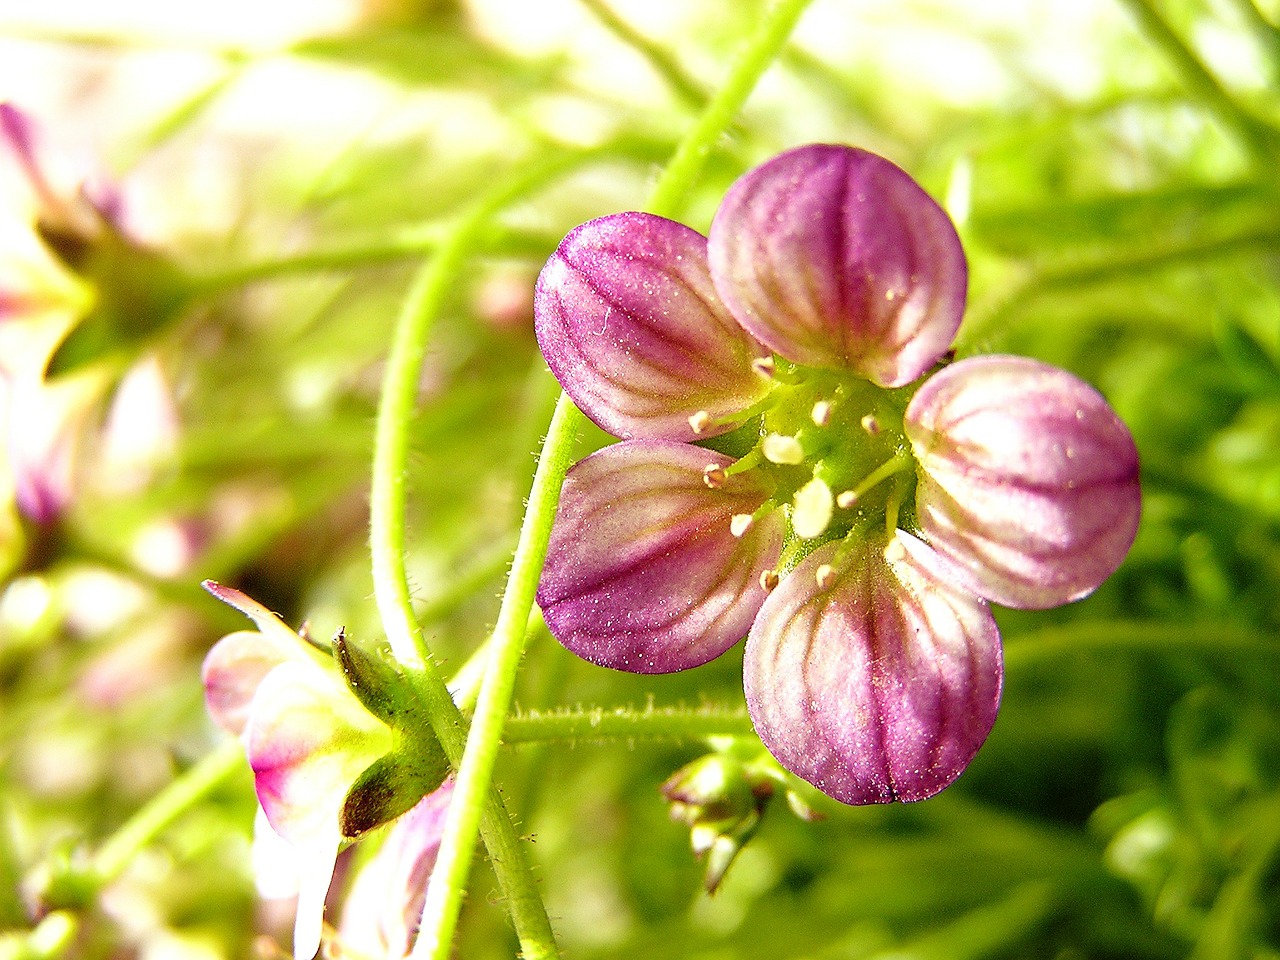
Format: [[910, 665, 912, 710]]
[[703, 464, 727, 489], [811, 400, 832, 427], [841, 451, 912, 503], [860, 413, 881, 436], [730, 514, 754, 537], [760, 570, 780, 591], [751, 356, 776, 378], [792, 477, 834, 539], [762, 433, 804, 465], [835, 490, 858, 510], [815, 564, 836, 590], [689, 410, 712, 434]]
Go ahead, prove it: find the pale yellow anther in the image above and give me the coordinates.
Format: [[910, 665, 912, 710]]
[[792, 477, 834, 539], [815, 564, 836, 590], [860, 413, 881, 436], [811, 400, 832, 427], [884, 536, 907, 564], [730, 514, 754, 537], [836, 490, 858, 510], [760, 569, 780, 591], [703, 464, 727, 489], [689, 410, 712, 434], [751, 356, 776, 378], [762, 433, 804, 465]]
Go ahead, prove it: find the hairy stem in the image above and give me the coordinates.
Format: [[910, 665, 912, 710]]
[[502, 703, 755, 744], [414, 1, 816, 957], [370, 154, 592, 960]]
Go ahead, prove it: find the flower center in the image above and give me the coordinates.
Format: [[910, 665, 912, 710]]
[[696, 361, 921, 577]]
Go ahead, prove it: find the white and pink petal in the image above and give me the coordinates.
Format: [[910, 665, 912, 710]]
[[905, 355, 1141, 609], [536, 440, 784, 673], [743, 532, 1002, 804], [708, 144, 966, 387], [535, 213, 771, 441]]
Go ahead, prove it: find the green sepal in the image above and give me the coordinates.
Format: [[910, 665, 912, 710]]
[[46, 237, 191, 378], [340, 740, 450, 839], [332, 629, 419, 730]]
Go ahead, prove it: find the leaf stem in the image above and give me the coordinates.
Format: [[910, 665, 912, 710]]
[[92, 739, 244, 891], [645, 0, 815, 220]]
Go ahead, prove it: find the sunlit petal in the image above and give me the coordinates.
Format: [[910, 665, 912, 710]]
[[708, 144, 966, 386], [535, 212, 771, 440], [906, 355, 1141, 608], [744, 532, 1002, 804], [537, 439, 784, 672]]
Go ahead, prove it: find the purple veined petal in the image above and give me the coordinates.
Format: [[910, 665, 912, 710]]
[[250, 808, 336, 960], [707, 144, 967, 386], [246, 662, 392, 848], [537, 439, 785, 673], [905, 355, 1141, 610], [337, 779, 455, 959], [535, 212, 772, 441], [744, 531, 1003, 805]]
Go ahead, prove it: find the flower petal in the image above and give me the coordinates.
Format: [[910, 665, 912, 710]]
[[535, 212, 771, 441], [201, 630, 295, 735], [708, 144, 967, 386], [246, 662, 391, 847], [744, 532, 1002, 804], [905, 355, 1141, 609], [338, 779, 454, 959], [536, 439, 784, 673]]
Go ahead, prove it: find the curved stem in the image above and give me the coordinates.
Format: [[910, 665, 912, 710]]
[[502, 703, 755, 744], [645, 0, 815, 220], [370, 154, 594, 960], [414, 2, 816, 957]]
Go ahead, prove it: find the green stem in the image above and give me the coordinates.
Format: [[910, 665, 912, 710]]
[[92, 740, 244, 887], [502, 703, 755, 744], [370, 154, 595, 960], [412, 398, 578, 960], [577, 0, 708, 109], [1115, 0, 1279, 165], [645, 0, 815, 220], [414, 2, 815, 957], [185, 225, 555, 298]]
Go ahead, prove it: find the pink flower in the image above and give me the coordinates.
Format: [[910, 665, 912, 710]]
[[202, 583, 395, 960], [534, 144, 1140, 804]]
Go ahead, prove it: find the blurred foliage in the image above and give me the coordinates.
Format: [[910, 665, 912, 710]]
[[2, 0, 1280, 958]]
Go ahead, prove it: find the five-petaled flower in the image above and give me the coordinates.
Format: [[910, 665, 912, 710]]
[[534, 144, 1141, 805]]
